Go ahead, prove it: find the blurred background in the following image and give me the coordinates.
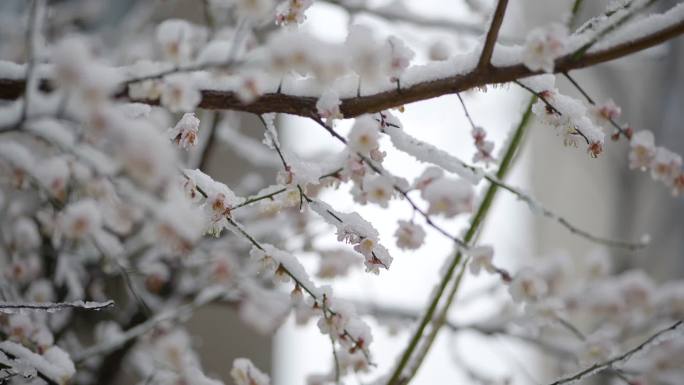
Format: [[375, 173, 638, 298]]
[[1, 0, 683, 384]]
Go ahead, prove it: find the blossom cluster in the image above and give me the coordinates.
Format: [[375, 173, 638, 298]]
[[1, 1, 683, 385], [629, 130, 684, 195]]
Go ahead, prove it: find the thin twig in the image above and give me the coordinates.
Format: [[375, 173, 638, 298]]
[[563, 71, 629, 137], [184, 172, 375, 364], [477, 0, 509, 69], [548, 320, 683, 385], [0, 300, 114, 312]]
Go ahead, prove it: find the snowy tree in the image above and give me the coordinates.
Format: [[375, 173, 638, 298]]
[[0, 0, 684, 385]]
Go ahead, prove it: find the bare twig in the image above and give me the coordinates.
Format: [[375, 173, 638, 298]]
[[477, 0, 509, 69], [548, 320, 683, 385]]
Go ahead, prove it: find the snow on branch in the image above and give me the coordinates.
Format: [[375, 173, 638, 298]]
[[0, 300, 114, 313], [0, 11, 682, 119], [548, 320, 684, 385]]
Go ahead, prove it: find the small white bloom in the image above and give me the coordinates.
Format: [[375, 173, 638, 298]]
[[316, 90, 343, 121], [13, 217, 42, 251], [59, 199, 102, 240], [160, 74, 201, 113], [231, 358, 270, 385], [275, 0, 314, 25], [363, 174, 394, 208], [394, 220, 426, 250], [414, 166, 444, 192], [156, 19, 194, 64], [423, 178, 473, 218], [168, 113, 200, 150], [467, 245, 496, 275], [522, 23, 568, 73], [650, 146, 682, 185], [348, 116, 380, 156], [509, 267, 548, 303], [629, 130, 656, 171], [236, 71, 266, 104], [384, 36, 414, 82]]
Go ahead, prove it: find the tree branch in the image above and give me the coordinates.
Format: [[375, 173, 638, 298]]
[[548, 320, 683, 385], [0, 300, 114, 312], [477, 0, 509, 69], [1, 18, 682, 119]]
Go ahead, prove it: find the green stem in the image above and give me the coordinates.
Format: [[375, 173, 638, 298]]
[[386, 98, 535, 385]]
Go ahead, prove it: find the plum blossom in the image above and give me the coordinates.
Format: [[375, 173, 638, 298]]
[[650, 147, 682, 185], [168, 113, 201, 150], [471, 126, 495, 165], [422, 178, 473, 218], [160, 74, 201, 113], [316, 90, 343, 121], [467, 245, 496, 275], [384, 36, 414, 83], [629, 130, 656, 170], [594, 99, 622, 122], [394, 220, 425, 250], [156, 19, 194, 64], [363, 174, 395, 208], [522, 23, 568, 73], [275, 0, 314, 26], [509, 268, 548, 303], [231, 358, 270, 385], [58, 199, 102, 240], [348, 116, 381, 156]]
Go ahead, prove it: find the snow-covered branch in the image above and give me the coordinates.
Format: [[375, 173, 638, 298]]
[[0, 300, 114, 313]]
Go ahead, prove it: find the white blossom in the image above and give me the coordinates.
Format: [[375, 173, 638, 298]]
[[316, 90, 343, 121], [156, 19, 194, 64], [394, 220, 426, 250], [522, 23, 568, 73], [651, 146, 682, 185], [629, 130, 656, 171], [168, 113, 201, 150], [160, 74, 201, 113], [58, 199, 102, 240], [363, 174, 394, 208], [423, 177, 473, 218], [275, 0, 314, 26], [467, 245, 496, 275], [231, 358, 270, 385], [509, 268, 548, 303], [348, 116, 381, 156], [384, 36, 414, 82]]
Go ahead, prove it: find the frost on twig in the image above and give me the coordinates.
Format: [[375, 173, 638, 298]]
[[0, 300, 114, 313]]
